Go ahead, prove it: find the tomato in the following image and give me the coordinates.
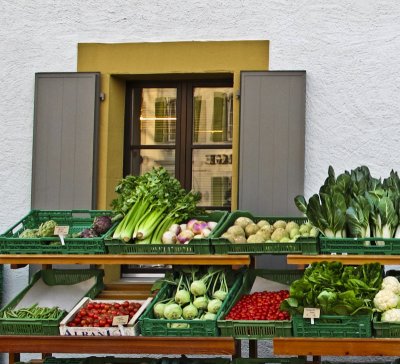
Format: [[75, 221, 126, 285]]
[[69, 300, 144, 328], [225, 290, 290, 321], [79, 309, 86, 316]]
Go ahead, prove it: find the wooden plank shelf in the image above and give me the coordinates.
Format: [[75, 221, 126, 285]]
[[273, 337, 400, 357], [287, 254, 400, 265], [0, 335, 235, 355], [0, 254, 251, 266]]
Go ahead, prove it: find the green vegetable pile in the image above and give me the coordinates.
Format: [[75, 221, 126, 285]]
[[0, 303, 65, 320], [280, 261, 382, 316], [19, 220, 58, 239], [111, 167, 202, 244], [151, 266, 237, 326], [295, 165, 400, 244], [18, 214, 113, 244]]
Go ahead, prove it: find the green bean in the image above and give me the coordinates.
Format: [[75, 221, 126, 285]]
[[1, 305, 64, 320]]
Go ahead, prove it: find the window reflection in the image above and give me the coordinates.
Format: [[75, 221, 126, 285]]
[[193, 88, 233, 145], [192, 149, 232, 208], [140, 88, 177, 145]]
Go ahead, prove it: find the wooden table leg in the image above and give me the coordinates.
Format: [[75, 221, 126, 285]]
[[9, 353, 20, 364], [233, 339, 242, 358], [249, 339, 257, 358]]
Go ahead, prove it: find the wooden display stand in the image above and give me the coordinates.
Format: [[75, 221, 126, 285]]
[[2, 253, 400, 364]]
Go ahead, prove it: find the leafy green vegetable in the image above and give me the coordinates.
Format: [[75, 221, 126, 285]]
[[111, 167, 202, 243], [280, 261, 382, 316], [296, 192, 347, 238], [295, 165, 400, 242], [346, 195, 371, 245]]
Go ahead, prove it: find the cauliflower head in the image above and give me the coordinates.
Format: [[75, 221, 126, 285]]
[[381, 276, 400, 294], [382, 308, 400, 322], [373, 289, 400, 312]]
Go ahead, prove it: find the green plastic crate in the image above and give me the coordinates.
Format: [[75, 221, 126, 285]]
[[0, 268, 104, 335], [106, 239, 210, 255], [233, 358, 306, 364], [139, 269, 243, 337], [373, 314, 400, 338], [106, 211, 229, 255], [84, 357, 161, 364], [319, 236, 400, 255], [292, 314, 372, 338], [0, 210, 117, 254], [210, 211, 318, 255], [218, 269, 303, 339], [44, 359, 86, 364]]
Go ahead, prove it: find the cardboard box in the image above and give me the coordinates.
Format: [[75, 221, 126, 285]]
[[59, 297, 152, 336]]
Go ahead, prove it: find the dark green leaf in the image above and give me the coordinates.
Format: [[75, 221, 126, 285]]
[[294, 195, 308, 215]]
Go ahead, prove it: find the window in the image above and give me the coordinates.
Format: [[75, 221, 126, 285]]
[[124, 77, 233, 210]]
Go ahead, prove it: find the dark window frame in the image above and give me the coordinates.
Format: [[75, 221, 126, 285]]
[[124, 76, 233, 210]]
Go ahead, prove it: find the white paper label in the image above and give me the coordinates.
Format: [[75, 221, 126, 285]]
[[54, 226, 70, 236], [112, 315, 129, 326], [303, 307, 320, 319]]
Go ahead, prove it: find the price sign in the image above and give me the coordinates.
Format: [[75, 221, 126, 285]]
[[54, 226, 69, 246], [303, 307, 320, 324], [303, 307, 320, 318], [54, 226, 70, 236], [112, 315, 129, 326]]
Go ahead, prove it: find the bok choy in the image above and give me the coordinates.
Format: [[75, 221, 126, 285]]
[[295, 165, 400, 244]]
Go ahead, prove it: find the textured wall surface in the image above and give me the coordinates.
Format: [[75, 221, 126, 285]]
[[0, 1, 400, 360]]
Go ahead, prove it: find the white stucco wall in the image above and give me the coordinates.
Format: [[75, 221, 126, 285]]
[[0, 0, 399, 356]]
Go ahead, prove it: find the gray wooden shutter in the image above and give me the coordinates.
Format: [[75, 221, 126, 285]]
[[238, 71, 306, 215], [31, 73, 100, 210], [238, 71, 306, 268]]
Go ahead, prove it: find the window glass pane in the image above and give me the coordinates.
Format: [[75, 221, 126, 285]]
[[140, 88, 177, 145], [132, 149, 175, 176], [193, 88, 233, 145], [192, 149, 232, 208]]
